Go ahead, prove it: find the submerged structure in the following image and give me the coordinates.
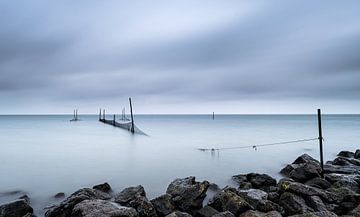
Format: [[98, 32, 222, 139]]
[[70, 109, 79, 121]]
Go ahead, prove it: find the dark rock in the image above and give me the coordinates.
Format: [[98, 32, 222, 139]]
[[306, 196, 327, 212], [305, 177, 331, 190], [195, 205, 219, 217], [289, 162, 321, 183], [23, 213, 37, 217], [327, 186, 360, 205], [338, 151, 354, 158], [324, 163, 360, 175], [45, 188, 111, 217], [239, 210, 282, 217], [232, 175, 253, 189], [332, 157, 353, 166], [19, 194, 30, 203], [165, 211, 192, 217], [288, 211, 338, 217], [114, 185, 146, 205], [212, 211, 235, 217], [209, 183, 221, 192], [93, 182, 112, 193], [71, 199, 138, 217], [348, 204, 360, 216], [279, 192, 313, 215], [355, 149, 360, 159], [237, 189, 268, 208], [0, 199, 34, 217], [150, 194, 176, 217], [54, 192, 65, 199], [293, 154, 319, 164], [280, 164, 298, 176], [246, 173, 276, 189], [267, 192, 280, 203], [166, 177, 209, 213], [256, 200, 285, 215], [340, 201, 358, 213], [208, 187, 252, 216], [129, 196, 157, 217]]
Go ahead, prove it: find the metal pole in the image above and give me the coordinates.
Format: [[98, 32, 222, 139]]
[[113, 114, 116, 125], [129, 97, 135, 133], [76, 109, 78, 120], [213, 112, 215, 120], [317, 109, 324, 178], [103, 109, 105, 120], [99, 108, 101, 120]]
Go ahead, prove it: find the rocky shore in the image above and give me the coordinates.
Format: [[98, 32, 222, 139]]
[[2, 149, 360, 217]]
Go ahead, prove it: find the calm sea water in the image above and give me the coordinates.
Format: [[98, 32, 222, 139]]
[[0, 114, 359, 215]]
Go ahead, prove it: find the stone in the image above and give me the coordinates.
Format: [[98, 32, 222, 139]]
[[45, 188, 111, 217], [18, 194, 30, 203], [355, 149, 360, 159], [293, 154, 319, 164], [195, 205, 219, 217], [246, 173, 276, 189], [280, 164, 298, 176], [348, 204, 360, 216], [71, 199, 138, 217], [306, 196, 327, 212], [165, 211, 192, 217], [129, 196, 157, 217], [289, 162, 321, 183], [114, 185, 146, 205], [288, 211, 338, 217], [232, 175, 253, 189], [54, 192, 65, 199], [237, 189, 268, 208], [332, 157, 353, 166], [267, 192, 280, 203], [93, 182, 112, 193], [208, 187, 252, 216], [305, 177, 331, 190], [166, 177, 209, 212], [324, 164, 360, 175], [325, 173, 360, 192], [212, 211, 235, 217], [279, 192, 313, 215], [337, 151, 354, 158], [150, 194, 176, 217], [0, 199, 34, 217], [239, 210, 282, 217]]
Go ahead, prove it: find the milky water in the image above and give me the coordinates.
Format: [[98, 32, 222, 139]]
[[0, 114, 359, 215]]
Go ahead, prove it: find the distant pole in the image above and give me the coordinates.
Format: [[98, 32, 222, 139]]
[[99, 108, 102, 120], [103, 109, 105, 120], [213, 112, 215, 120], [317, 109, 324, 178], [113, 114, 116, 125], [74, 109, 76, 119], [129, 97, 135, 133], [76, 109, 78, 120]]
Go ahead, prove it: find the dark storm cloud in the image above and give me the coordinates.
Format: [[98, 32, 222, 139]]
[[1, 0, 360, 113]]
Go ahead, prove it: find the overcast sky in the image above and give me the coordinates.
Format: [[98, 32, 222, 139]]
[[1, 1, 360, 114]]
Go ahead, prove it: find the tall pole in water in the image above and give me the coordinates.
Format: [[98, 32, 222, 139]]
[[99, 108, 101, 120], [317, 109, 324, 178], [129, 97, 135, 133], [74, 109, 75, 119], [76, 109, 78, 120], [213, 112, 215, 120], [103, 109, 105, 120]]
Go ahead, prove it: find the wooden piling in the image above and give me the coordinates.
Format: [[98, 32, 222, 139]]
[[129, 98, 135, 133], [317, 109, 324, 178], [113, 114, 116, 126], [213, 112, 215, 120], [99, 108, 102, 120], [103, 109, 105, 120]]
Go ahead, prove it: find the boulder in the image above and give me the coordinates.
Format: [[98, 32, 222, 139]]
[[129, 196, 157, 217], [288, 162, 321, 183], [279, 192, 313, 215], [324, 163, 360, 175], [0, 199, 34, 217], [237, 189, 268, 208], [246, 173, 276, 189], [54, 192, 65, 199], [232, 175, 253, 189], [325, 173, 360, 192], [280, 164, 298, 176], [267, 192, 280, 203], [337, 151, 354, 158], [288, 211, 338, 217], [72, 199, 138, 217], [293, 154, 319, 164], [348, 204, 360, 216], [166, 177, 209, 212], [165, 211, 192, 217], [212, 211, 235, 217], [195, 205, 219, 217], [332, 157, 353, 166], [208, 187, 252, 216], [114, 185, 146, 205], [305, 178, 331, 190], [239, 210, 282, 217], [306, 196, 327, 212], [45, 188, 111, 217], [150, 194, 176, 217], [355, 149, 360, 159], [93, 182, 112, 193]]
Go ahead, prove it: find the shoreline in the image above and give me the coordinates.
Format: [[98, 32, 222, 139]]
[[2, 149, 360, 217]]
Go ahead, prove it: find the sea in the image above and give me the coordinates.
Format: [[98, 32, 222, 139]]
[[0, 114, 359, 215]]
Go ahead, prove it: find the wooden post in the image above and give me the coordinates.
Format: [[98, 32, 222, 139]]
[[317, 109, 324, 178], [129, 97, 135, 133], [99, 108, 101, 120], [213, 112, 215, 120], [103, 109, 105, 120], [113, 114, 116, 125], [76, 109, 78, 120], [74, 109, 76, 119]]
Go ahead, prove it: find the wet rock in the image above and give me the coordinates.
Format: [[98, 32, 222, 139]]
[[280, 164, 298, 176], [212, 211, 235, 217], [150, 194, 176, 217], [165, 211, 192, 217], [129, 196, 157, 217], [306, 196, 327, 212], [267, 192, 280, 203], [293, 154, 319, 164], [355, 149, 360, 159], [93, 182, 111, 193], [209, 183, 221, 192], [54, 192, 65, 199], [246, 173, 276, 189], [288, 211, 338, 217], [45, 188, 111, 217], [232, 175, 252, 189], [332, 157, 353, 166], [256, 200, 285, 215], [239, 210, 282, 217], [289, 162, 321, 183], [114, 185, 146, 205], [337, 151, 354, 158], [327, 186, 360, 204], [23, 213, 37, 217], [348, 204, 360, 216], [305, 177, 331, 190], [324, 163, 360, 175], [279, 192, 313, 215], [0, 199, 34, 217], [195, 205, 219, 217], [72, 199, 138, 217], [19, 194, 30, 203], [208, 187, 252, 216], [166, 177, 209, 212], [237, 189, 268, 208]]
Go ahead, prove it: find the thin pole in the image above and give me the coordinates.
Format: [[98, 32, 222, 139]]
[[113, 114, 116, 125], [74, 109, 75, 119], [213, 112, 215, 120], [317, 109, 324, 178], [99, 108, 101, 120], [103, 109, 105, 120], [76, 109, 78, 120], [129, 97, 135, 133]]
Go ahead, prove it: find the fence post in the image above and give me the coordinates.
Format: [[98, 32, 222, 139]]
[[317, 109, 324, 178]]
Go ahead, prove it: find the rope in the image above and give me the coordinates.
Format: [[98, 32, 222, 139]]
[[197, 137, 319, 151]]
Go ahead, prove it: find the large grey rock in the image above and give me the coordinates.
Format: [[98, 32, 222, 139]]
[[246, 173, 276, 189], [279, 192, 313, 215], [165, 211, 192, 217], [150, 194, 176, 217], [45, 188, 111, 217], [237, 189, 268, 208], [239, 210, 282, 217], [337, 151, 354, 158], [325, 173, 360, 192], [293, 154, 319, 164], [166, 177, 209, 212], [195, 205, 219, 217], [305, 177, 331, 190], [348, 204, 360, 217], [208, 187, 252, 216], [288, 211, 338, 217], [0, 199, 34, 217], [212, 211, 235, 217], [354, 149, 360, 159], [129, 196, 157, 217], [324, 164, 360, 175], [72, 199, 138, 217], [92, 182, 111, 193], [114, 185, 146, 205], [306, 196, 327, 212], [289, 162, 321, 183]]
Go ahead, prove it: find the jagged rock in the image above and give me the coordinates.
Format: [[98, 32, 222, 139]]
[[279, 192, 313, 215], [45, 188, 111, 217], [355, 149, 360, 159], [151, 194, 176, 217], [337, 151, 354, 158], [72, 199, 138, 217], [293, 154, 319, 164], [18, 194, 30, 203], [327, 186, 360, 204], [267, 192, 280, 203], [289, 162, 321, 183], [324, 164, 360, 175], [256, 200, 284, 215], [332, 157, 353, 166], [93, 182, 112, 193], [208, 187, 252, 216], [232, 175, 253, 189], [348, 204, 360, 216], [212, 211, 235, 217], [166, 177, 209, 212], [246, 173, 276, 189], [23, 213, 37, 217], [115, 185, 146, 205], [280, 164, 298, 176], [325, 173, 360, 192], [129, 196, 157, 217], [54, 192, 65, 199], [306, 196, 327, 212], [239, 210, 282, 217], [165, 211, 192, 217], [195, 205, 219, 217], [237, 189, 268, 208], [305, 177, 331, 190], [209, 183, 221, 192], [288, 211, 338, 216], [0, 199, 34, 217]]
